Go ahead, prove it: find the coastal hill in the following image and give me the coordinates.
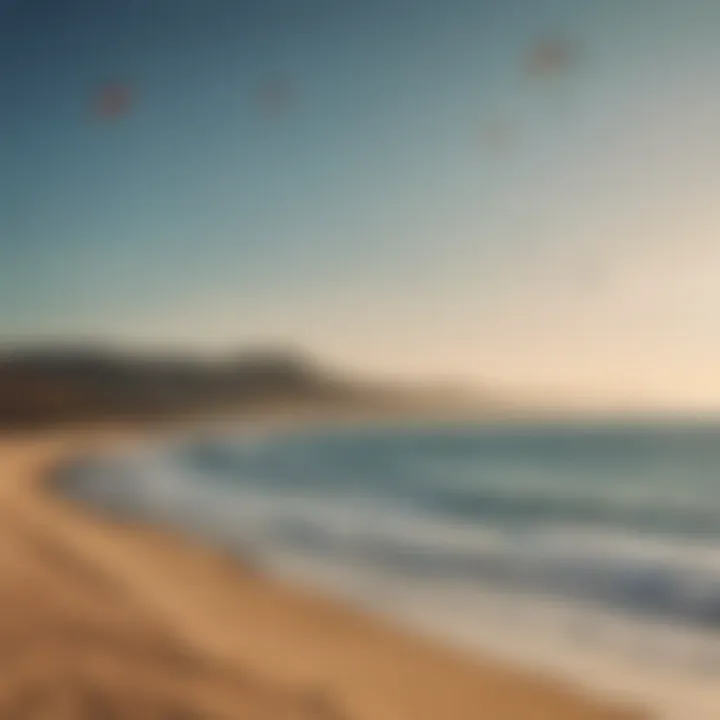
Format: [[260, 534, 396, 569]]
[[0, 345, 500, 427], [0, 345, 355, 426]]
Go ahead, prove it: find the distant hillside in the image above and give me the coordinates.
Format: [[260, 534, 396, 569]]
[[0, 346, 357, 427]]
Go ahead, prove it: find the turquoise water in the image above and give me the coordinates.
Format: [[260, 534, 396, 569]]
[[57, 420, 720, 718]]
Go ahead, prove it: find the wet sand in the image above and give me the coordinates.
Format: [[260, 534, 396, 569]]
[[0, 427, 644, 719]]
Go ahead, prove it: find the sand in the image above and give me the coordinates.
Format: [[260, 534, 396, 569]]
[[0, 427, 645, 719]]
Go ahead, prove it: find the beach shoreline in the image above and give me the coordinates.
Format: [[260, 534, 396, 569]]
[[0, 422, 643, 719]]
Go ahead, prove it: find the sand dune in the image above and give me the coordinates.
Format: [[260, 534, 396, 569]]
[[0, 430, 643, 719]]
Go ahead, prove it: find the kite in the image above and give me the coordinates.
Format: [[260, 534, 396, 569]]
[[525, 36, 578, 79], [256, 77, 293, 120], [93, 82, 133, 120]]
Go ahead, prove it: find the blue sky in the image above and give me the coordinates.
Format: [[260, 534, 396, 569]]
[[4, 0, 720, 404]]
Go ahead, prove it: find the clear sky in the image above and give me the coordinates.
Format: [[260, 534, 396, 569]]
[[4, 0, 720, 406]]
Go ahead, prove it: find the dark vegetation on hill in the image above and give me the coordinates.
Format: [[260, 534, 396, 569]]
[[0, 346, 362, 427]]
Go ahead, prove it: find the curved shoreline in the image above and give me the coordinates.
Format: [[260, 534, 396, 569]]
[[0, 426, 643, 719]]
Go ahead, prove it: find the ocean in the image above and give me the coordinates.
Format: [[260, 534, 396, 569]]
[[57, 419, 720, 719]]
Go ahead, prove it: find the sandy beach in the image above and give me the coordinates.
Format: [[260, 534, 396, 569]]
[[0, 426, 644, 719]]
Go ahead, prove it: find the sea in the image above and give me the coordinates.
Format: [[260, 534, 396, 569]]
[[56, 418, 720, 719]]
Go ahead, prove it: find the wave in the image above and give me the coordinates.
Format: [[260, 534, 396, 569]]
[[54, 424, 720, 720], [179, 431, 720, 537], [58, 444, 720, 631]]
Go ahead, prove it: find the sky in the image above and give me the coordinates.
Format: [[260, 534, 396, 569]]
[[4, 0, 720, 406]]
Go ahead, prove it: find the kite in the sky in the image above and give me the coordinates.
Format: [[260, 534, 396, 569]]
[[255, 77, 293, 120], [525, 36, 578, 79], [93, 82, 133, 120]]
